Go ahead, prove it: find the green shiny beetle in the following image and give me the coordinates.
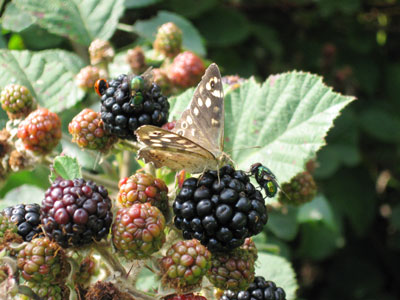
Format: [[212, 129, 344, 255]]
[[250, 162, 280, 198]]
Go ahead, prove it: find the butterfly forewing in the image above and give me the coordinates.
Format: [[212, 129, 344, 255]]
[[172, 63, 224, 156], [135, 125, 218, 173]]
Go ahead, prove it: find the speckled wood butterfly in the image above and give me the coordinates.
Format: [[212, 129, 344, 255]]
[[134, 63, 229, 174]]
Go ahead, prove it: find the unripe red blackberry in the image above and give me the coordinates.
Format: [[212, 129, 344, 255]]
[[207, 238, 257, 291], [112, 203, 166, 259], [160, 239, 212, 292], [117, 172, 169, 214], [168, 51, 205, 88], [165, 294, 207, 300], [154, 22, 183, 58], [17, 108, 61, 154], [126, 46, 147, 74], [162, 120, 176, 131], [19, 281, 66, 300], [0, 84, 35, 119], [76, 66, 101, 90], [41, 178, 113, 248], [99, 74, 169, 140], [221, 276, 287, 300], [17, 237, 65, 283], [278, 171, 317, 206], [89, 39, 115, 65], [69, 108, 117, 152], [3, 203, 43, 241], [173, 165, 268, 253]]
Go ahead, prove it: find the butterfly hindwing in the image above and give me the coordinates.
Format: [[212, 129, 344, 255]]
[[173, 63, 224, 156]]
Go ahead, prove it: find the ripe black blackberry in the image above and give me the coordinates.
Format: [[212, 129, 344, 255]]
[[3, 204, 42, 241], [173, 165, 268, 253], [99, 73, 169, 140], [41, 178, 113, 248], [221, 276, 286, 300]]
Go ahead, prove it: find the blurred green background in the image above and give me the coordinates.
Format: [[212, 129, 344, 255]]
[[1, 0, 400, 299]]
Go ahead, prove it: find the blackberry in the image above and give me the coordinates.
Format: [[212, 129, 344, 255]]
[[153, 22, 183, 58], [41, 178, 113, 248], [0, 84, 35, 119], [168, 51, 205, 88], [220, 276, 287, 300], [207, 238, 257, 291], [173, 165, 268, 253], [112, 203, 166, 259], [89, 39, 115, 65], [278, 171, 317, 206], [75, 66, 101, 91], [19, 281, 67, 300], [3, 203, 43, 241], [126, 46, 147, 74], [99, 74, 169, 140], [160, 239, 212, 292]]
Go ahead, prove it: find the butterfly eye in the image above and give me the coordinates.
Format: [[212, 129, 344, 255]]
[[210, 80, 215, 88]]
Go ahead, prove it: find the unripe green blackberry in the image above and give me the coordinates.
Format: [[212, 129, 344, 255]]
[[69, 108, 117, 152], [17, 108, 62, 154], [207, 238, 257, 291], [221, 276, 287, 300], [154, 22, 183, 58], [18, 281, 66, 300], [117, 172, 169, 215], [76, 66, 101, 91], [278, 171, 317, 206], [17, 237, 65, 283], [0, 84, 35, 119], [168, 52, 205, 88], [126, 46, 147, 74], [112, 203, 166, 259], [153, 68, 173, 96], [160, 239, 212, 292], [89, 39, 115, 65]]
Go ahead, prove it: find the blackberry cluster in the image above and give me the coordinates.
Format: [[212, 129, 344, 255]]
[[173, 165, 268, 253], [99, 74, 169, 140], [41, 178, 113, 248], [3, 204, 42, 241], [221, 276, 286, 300]]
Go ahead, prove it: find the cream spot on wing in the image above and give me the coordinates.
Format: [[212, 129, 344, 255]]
[[185, 143, 197, 148], [161, 138, 172, 142], [206, 82, 211, 90], [164, 134, 178, 138], [177, 140, 187, 144], [187, 115, 193, 125], [152, 143, 163, 147], [150, 139, 160, 143], [181, 121, 188, 129], [193, 107, 199, 115], [198, 98, 203, 107], [211, 119, 219, 126], [211, 90, 222, 98], [200, 86, 204, 94], [205, 98, 212, 108], [191, 128, 196, 136], [213, 106, 220, 113]]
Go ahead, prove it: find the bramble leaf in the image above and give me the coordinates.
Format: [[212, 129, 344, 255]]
[[11, 0, 125, 45], [169, 72, 355, 185], [0, 49, 85, 112], [50, 156, 82, 182]]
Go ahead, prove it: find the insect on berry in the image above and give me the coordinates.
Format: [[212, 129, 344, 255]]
[[94, 78, 109, 97], [250, 163, 280, 198]]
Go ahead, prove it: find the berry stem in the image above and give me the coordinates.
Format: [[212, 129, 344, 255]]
[[120, 150, 131, 178], [81, 170, 119, 191], [92, 241, 127, 277], [115, 139, 141, 152]]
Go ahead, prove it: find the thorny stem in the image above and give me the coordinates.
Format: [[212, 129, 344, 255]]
[[118, 283, 156, 300], [115, 139, 141, 152], [81, 170, 119, 191], [92, 242, 127, 278]]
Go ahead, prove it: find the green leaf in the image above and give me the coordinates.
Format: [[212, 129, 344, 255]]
[[50, 156, 82, 181], [266, 206, 299, 241], [60, 139, 104, 172], [0, 185, 44, 210], [12, 0, 125, 45], [135, 267, 158, 292], [359, 108, 400, 143], [197, 6, 250, 47], [133, 11, 206, 56], [169, 72, 355, 184], [125, 0, 161, 8], [164, 0, 217, 18], [8, 34, 25, 50], [0, 25, 6, 49], [297, 195, 337, 231], [390, 204, 400, 231], [255, 252, 298, 300], [0, 49, 85, 112], [2, 2, 35, 32]]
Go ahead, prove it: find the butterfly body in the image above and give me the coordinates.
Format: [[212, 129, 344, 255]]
[[135, 63, 229, 174], [250, 162, 280, 198]]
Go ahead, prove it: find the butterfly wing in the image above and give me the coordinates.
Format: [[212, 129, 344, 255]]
[[173, 63, 224, 157], [135, 125, 218, 173]]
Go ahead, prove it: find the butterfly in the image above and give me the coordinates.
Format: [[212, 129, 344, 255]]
[[134, 63, 229, 174]]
